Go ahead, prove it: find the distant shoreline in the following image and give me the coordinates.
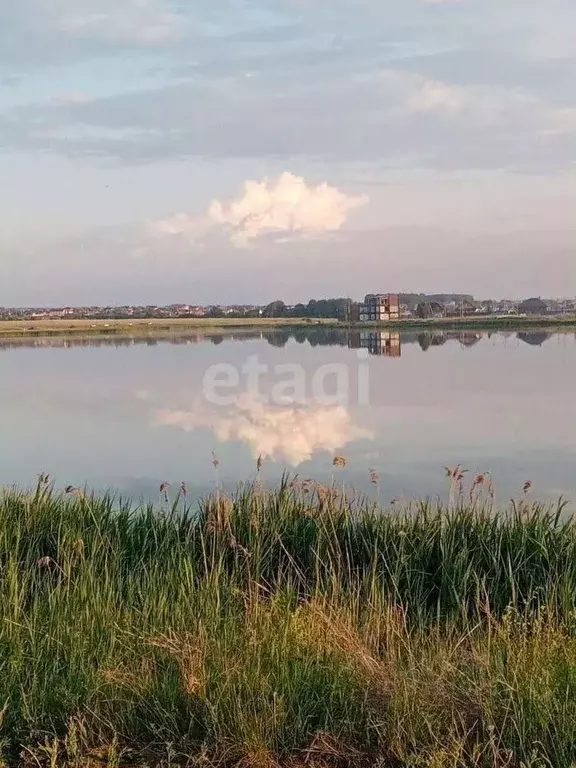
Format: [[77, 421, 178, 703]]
[[0, 316, 329, 338], [1, 314, 576, 338]]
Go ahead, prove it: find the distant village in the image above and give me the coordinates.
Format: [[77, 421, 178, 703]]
[[354, 294, 576, 321], [1, 293, 575, 322]]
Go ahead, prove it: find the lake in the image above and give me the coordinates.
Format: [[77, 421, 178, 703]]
[[1, 327, 575, 507]]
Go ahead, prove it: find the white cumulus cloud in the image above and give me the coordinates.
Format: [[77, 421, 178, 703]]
[[154, 396, 373, 465], [154, 172, 369, 248]]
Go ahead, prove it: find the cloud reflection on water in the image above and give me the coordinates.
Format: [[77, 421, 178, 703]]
[[154, 394, 373, 465]]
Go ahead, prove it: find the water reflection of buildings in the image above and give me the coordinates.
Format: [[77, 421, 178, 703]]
[[1, 327, 569, 355], [348, 331, 402, 357], [517, 331, 552, 347], [417, 331, 482, 351], [417, 332, 447, 351], [457, 332, 483, 348]]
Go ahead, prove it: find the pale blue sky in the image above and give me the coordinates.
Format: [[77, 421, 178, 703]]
[[1, 0, 575, 306]]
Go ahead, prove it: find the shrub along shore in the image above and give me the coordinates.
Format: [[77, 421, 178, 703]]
[[1, 477, 576, 767]]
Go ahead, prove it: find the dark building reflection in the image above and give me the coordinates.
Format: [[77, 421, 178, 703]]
[[417, 332, 448, 351], [517, 332, 552, 347], [348, 331, 402, 357], [458, 332, 482, 348]]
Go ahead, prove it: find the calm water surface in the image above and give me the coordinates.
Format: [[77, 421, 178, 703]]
[[1, 328, 575, 506]]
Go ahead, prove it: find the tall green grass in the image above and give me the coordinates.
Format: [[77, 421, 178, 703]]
[[1, 478, 576, 766]]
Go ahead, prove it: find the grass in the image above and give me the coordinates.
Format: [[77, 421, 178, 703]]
[[0, 318, 329, 339], [2, 476, 576, 766], [1, 315, 576, 339]]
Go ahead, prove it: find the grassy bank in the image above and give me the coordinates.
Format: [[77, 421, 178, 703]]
[[0, 317, 331, 339], [2, 479, 576, 766], [1, 315, 576, 339]]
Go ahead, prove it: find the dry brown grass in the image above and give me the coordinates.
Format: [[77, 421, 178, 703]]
[[0, 317, 327, 338], [149, 631, 208, 697]]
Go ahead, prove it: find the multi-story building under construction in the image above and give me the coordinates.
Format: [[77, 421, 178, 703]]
[[358, 294, 400, 322]]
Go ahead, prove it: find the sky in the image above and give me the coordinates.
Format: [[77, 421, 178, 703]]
[[1, 0, 575, 306]]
